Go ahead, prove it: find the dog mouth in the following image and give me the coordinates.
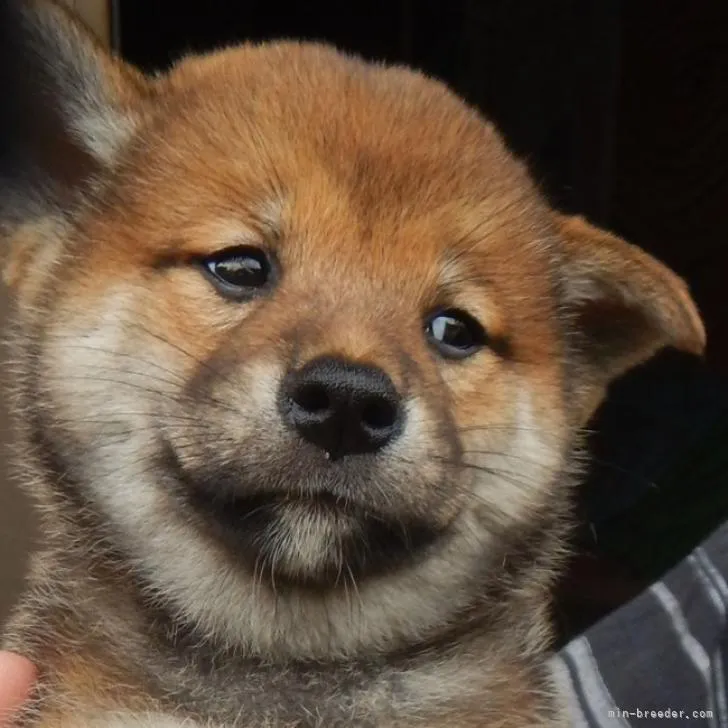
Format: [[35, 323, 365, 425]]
[[186, 485, 441, 588], [190, 488, 356, 541], [161, 439, 443, 587]]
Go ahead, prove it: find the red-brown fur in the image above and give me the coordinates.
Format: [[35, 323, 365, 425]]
[[0, 2, 704, 726]]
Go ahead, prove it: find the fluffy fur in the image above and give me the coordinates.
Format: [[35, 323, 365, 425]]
[[0, 1, 705, 726]]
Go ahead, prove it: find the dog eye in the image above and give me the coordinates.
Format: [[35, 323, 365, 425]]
[[201, 246, 272, 298], [425, 309, 487, 359]]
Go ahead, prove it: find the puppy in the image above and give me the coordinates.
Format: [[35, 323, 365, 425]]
[[0, 1, 705, 726]]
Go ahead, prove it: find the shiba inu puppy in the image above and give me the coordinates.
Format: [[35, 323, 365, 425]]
[[0, 1, 706, 726]]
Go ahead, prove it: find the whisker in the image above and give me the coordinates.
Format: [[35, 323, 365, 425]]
[[52, 414, 213, 427], [128, 320, 242, 394], [381, 451, 554, 504], [44, 335, 244, 415], [456, 423, 596, 438], [44, 339, 190, 384], [458, 446, 655, 489], [41, 374, 239, 415], [458, 448, 557, 471], [344, 562, 363, 628], [449, 196, 526, 251]]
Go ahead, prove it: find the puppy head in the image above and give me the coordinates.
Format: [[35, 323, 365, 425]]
[[2, 1, 704, 658]]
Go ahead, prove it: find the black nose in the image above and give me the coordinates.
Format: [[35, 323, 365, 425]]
[[281, 356, 404, 459]]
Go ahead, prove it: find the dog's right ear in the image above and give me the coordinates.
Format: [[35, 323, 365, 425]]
[[0, 0, 153, 286]]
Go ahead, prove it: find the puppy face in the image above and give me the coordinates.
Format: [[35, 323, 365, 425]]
[[2, 2, 704, 659]]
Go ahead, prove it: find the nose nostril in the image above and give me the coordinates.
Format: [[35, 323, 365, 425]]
[[282, 357, 404, 456], [360, 397, 398, 431], [291, 383, 330, 414]]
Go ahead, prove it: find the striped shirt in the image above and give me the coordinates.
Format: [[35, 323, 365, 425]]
[[553, 522, 728, 727]]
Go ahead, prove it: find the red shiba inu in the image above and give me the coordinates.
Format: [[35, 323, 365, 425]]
[[0, 1, 705, 726]]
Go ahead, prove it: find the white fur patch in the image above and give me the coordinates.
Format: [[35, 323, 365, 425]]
[[470, 386, 561, 525], [57, 713, 209, 728], [70, 110, 137, 166]]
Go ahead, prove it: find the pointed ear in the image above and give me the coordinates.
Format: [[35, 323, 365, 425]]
[[0, 0, 150, 224], [555, 214, 706, 421]]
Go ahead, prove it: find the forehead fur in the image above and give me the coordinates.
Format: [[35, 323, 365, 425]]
[[73, 42, 559, 329], [48, 42, 563, 377], [114, 42, 546, 231]]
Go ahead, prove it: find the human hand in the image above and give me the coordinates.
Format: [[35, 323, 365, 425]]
[[0, 652, 36, 727]]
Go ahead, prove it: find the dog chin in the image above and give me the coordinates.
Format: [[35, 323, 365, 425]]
[[187, 487, 443, 588]]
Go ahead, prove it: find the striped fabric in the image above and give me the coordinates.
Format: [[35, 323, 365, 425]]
[[553, 522, 728, 727]]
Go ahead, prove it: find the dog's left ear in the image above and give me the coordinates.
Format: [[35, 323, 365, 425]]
[[0, 0, 153, 291], [0, 0, 150, 221], [555, 213, 706, 422]]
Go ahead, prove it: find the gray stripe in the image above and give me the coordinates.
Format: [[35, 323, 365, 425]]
[[712, 646, 728, 728], [651, 579, 716, 726], [690, 554, 726, 618], [703, 527, 728, 573], [650, 581, 712, 678], [664, 557, 724, 649], [549, 655, 591, 728], [691, 553, 728, 728], [564, 636, 629, 728], [580, 587, 707, 719], [697, 548, 728, 603]]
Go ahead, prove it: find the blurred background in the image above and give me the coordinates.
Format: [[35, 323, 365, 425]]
[[2, 0, 727, 643]]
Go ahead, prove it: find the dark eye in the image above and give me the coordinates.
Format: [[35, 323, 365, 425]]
[[201, 246, 273, 299], [425, 309, 487, 359]]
